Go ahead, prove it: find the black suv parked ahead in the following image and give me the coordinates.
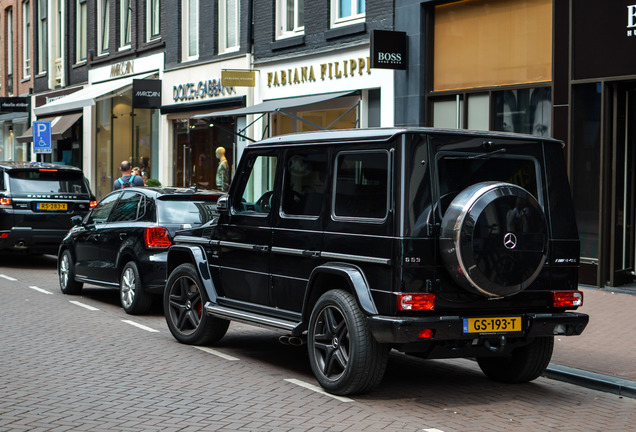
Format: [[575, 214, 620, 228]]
[[164, 128, 589, 395], [0, 162, 95, 254]]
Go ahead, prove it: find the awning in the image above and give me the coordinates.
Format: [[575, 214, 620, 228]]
[[192, 91, 356, 119], [16, 113, 83, 143], [34, 74, 154, 116]]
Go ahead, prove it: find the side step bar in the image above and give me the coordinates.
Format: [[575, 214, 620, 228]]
[[205, 303, 298, 332]]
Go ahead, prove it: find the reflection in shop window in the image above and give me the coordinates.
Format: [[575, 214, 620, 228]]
[[493, 88, 551, 136]]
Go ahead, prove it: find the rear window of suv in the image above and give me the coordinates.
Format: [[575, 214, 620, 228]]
[[158, 199, 218, 225], [8, 170, 89, 194]]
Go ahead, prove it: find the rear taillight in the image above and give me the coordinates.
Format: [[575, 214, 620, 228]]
[[397, 293, 436, 311], [89, 200, 97, 208], [0, 198, 11, 206], [552, 291, 583, 308], [145, 226, 171, 249]]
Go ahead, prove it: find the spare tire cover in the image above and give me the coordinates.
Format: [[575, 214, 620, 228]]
[[440, 182, 547, 297]]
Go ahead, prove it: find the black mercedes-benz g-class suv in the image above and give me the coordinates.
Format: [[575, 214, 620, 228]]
[[0, 162, 95, 255], [163, 128, 588, 395]]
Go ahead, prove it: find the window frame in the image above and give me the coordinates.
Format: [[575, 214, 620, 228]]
[[75, 0, 87, 63], [330, 0, 365, 28], [181, 0, 199, 61], [332, 149, 390, 223], [276, 0, 304, 40], [97, 0, 110, 55], [37, 0, 47, 74], [22, 1, 31, 79], [119, 0, 131, 50], [280, 150, 327, 219], [218, 0, 239, 54], [7, 8, 14, 78], [146, 0, 160, 42]]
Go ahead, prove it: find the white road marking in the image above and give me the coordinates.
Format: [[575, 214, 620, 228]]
[[0, 274, 17, 281], [423, 429, 446, 432], [121, 320, 160, 333], [284, 378, 354, 403], [69, 301, 100, 311], [28, 286, 53, 295], [194, 346, 240, 361]]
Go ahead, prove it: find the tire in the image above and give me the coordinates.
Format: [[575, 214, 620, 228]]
[[58, 250, 83, 295], [307, 290, 389, 395], [477, 336, 554, 383], [164, 263, 229, 345], [440, 181, 548, 298], [120, 261, 152, 315]]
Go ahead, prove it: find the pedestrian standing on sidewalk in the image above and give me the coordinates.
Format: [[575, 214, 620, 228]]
[[114, 160, 145, 190]]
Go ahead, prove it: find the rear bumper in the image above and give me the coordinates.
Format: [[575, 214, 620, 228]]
[[367, 312, 589, 344], [0, 227, 67, 254]]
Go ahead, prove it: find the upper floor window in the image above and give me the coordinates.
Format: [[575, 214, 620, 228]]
[[23, 1, 31, 78], [331, 0, 365, 27], [76, 0, 87, 63], [7, 8, 14, 76], [120, 0, 131, 49], [147, 0, 160, 42], [37, 0, 48, 74], [219, 0, 239, 53], [98, 0, 110, 54], [276, 0, 304, 39], [181, 0, 199, 61]]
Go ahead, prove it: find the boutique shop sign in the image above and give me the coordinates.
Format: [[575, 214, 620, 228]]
[[267, 56, 372, 88], [173, 79, 236, 102]]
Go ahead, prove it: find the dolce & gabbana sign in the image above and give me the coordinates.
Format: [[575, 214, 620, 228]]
[[173, 79, 236, 102]]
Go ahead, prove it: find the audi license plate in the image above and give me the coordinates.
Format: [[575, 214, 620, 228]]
[[463, 317, 522, 333], [37, 202, 68, 211]]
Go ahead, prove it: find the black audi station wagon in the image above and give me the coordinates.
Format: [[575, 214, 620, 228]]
[[0, 162, 95, 255], [58, 187, 221, 314], [164, 128, 588, 395]]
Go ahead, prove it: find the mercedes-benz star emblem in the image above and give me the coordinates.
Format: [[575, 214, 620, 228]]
[[504, 232, 518, 250]]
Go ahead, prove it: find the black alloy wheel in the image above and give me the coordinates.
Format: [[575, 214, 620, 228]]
[[164, 263, 229, 345], [307, 290, 389, 395]]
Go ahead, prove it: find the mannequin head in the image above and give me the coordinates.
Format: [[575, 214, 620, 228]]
[[215, 147, 226, 160]]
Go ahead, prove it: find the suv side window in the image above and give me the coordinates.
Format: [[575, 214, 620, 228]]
[[110, 191, 144, 222], [334, 151, 389, 220], [234, 155, 278, 214], [88, 193, 120, 224], [282, 151, 328, 217]]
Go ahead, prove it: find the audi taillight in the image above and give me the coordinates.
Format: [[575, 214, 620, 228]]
[[397, 293, 436, 311], [552, 291, 583, 308], [89, 200, 98, 208], [145, 226, 171, 249]]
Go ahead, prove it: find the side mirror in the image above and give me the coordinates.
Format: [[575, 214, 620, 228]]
[[71, 215, 84, 226], [216, 194, 229, 213]]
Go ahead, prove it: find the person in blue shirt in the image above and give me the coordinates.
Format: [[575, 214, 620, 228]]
[[113, 160, 145, 190]]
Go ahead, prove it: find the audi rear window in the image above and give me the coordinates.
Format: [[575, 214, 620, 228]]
[[8, 170, 89, 194]]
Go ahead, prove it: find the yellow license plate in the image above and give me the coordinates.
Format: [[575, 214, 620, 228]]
[[38, 202, 68, 211], [463, 317, 522, 333]]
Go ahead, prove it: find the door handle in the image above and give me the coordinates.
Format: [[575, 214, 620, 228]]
[[252, 245, 269, 252], [302, 250, 320, 258]]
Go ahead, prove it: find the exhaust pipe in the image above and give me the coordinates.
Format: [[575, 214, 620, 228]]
[[484, 336, 507, 353], [278, 335, 306, 346]]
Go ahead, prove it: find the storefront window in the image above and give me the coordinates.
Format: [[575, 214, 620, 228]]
[[493, 87, 551, 135], [571, 84, 601, 260], [173, 118, 236, 191], [94, 89, 160, 199], [272, 106, 358, 135]]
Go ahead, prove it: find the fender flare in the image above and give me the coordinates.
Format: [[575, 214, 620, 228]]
[[167, 244, 218, 304], [304, 262, 378, 320]]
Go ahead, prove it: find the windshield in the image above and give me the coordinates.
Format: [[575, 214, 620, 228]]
[[8, 170, 89, 194], [157, 200, 218, 225]]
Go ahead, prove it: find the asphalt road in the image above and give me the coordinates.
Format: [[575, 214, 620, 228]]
[[1, 253, 635, 432]]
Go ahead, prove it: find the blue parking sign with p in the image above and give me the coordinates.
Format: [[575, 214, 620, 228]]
[[33, 121, 52, 154]]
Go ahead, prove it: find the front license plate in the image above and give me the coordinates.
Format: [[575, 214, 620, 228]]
[[37, 202, 68, 211], [463, 317, 522, 333]]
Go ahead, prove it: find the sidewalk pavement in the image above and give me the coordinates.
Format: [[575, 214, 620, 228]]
[[545, 285, 636, 398]]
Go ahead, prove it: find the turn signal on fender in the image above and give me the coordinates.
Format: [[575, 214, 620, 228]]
[[552, 291, 583, 308], [397, 293, 435, 311]]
